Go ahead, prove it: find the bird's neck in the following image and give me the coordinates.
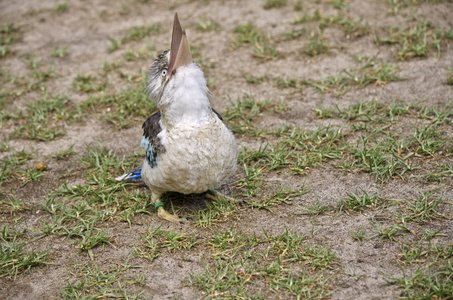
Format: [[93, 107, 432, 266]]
[[159, 64, 212, 130]]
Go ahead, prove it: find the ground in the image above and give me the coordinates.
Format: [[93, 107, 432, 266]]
[[0, 0, 452, 299]]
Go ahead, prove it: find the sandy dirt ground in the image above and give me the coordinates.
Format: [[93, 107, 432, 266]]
[[1, 0, 452, 299]]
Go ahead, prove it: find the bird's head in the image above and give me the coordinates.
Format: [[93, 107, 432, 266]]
[[148, 13, 200, 105]]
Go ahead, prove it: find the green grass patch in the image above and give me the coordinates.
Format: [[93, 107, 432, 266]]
[[193, 196, 239, 228], [0, 24, 20, 45], [0, 148, 47, 190], [72, 73, 108, 93], [0, 234, 49, 279], [52, 144, 76, 160], [51, 1, 69, 14], [237, 157, 265, 198], [303, 55, 400, 95], [124, 23, 160, 42], [300, 197, 336, 216], [417, 162, 453, 181], [189, 227, 336, 298], [445, 68, 453, 85], [39, 144, 145, 258], [338, 188, 384, 212], [50, 46, 68, 58], [0, 148, 34, 190], [224, 93, 288, 136], [108, 23, 160, 52], [239, 125, 346, 175], [387, 261, 453, 299], [413, 123, 448, 156], [231, 23, 280, 60], [347, 133, 414, 183], [304, 32, 330, 56], [25, 57, 59, 83], [134, 225, 198, 260], [81, 74, 156, 129], [320, 14, 369, 37], [229, 97, 451, 184], [0, 23, 21, 58], [294, 11, 369, 38], [329, 0, 347, 9], [196, 16, 221, 32], [16, 166, 46, 187], [376, 18, 448, 60], [348, 226, 367, 240], [247, 186, 311, 211], [276, 77, 300, 90], [1, 191, 31, 212], [272, 55, 399, 96], [5, 57, 58, 95], [263, 0, 287, 9], [102, 61, 122, 74], [392, 188, 448, 224], [242, 73, 269, 84], [0, 101, 15, 129], [14, 94, 81, 141], [123, 45, 155, 61], [283, 28, 306, 41], [386, 0, 452, 14], [60, 259, 149, 299]]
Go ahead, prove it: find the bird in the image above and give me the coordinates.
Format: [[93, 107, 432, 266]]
[[117, 13, 238, 223]]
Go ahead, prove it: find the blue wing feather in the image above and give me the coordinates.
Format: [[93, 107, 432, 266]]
[[115, 167, 142, 181], [141, 136, 157, 168]]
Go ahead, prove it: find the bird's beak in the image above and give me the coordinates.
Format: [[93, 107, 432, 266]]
[[167, 13, 193, 80]]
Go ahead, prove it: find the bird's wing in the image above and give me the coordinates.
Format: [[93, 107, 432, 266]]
[[141, 111, 166, 168], [212, 107, 235, 132], [212, 108, 223, 121], [116, 111, 165, 181]]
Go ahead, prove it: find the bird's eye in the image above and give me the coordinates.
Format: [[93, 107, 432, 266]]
[[161, 69, 167, 77]]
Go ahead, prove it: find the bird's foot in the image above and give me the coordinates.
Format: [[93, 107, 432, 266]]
[[206, 190, 244, 204], [157, 206, 185, 224]]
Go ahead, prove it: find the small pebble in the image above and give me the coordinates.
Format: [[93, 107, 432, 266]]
[[36, 162, 47, 171]]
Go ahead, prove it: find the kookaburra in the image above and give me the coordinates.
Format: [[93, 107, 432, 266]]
[[118, 13, 238, 223]]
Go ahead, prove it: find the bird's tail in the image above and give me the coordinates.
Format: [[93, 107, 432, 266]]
[[115, 167, 142, 181]]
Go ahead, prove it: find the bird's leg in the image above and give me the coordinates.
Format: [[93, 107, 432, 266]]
[[152, 191, 183, 223], [206, 190, 240, 204]]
